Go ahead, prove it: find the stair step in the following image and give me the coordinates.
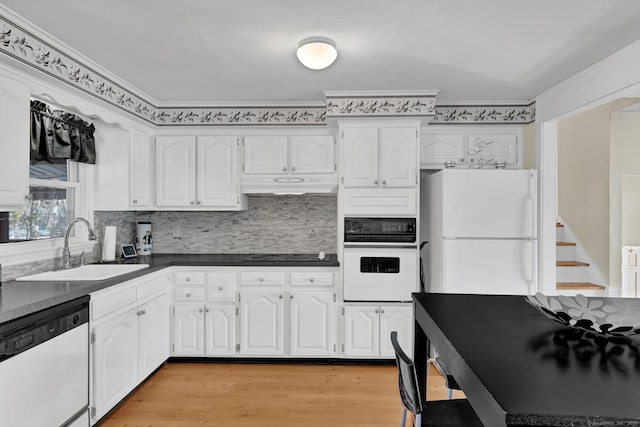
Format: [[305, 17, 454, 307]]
[[557, 261, 589, 267], [556, 282, 606, 291], [556, 242, 576, 246]]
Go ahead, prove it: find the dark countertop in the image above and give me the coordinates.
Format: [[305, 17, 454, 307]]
[[413, 293, 640, 426], [0, 253, 338, 325]]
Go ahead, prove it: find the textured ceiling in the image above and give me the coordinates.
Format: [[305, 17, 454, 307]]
[[2, 0, 640, 104]]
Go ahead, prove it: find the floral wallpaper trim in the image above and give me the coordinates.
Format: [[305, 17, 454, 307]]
[[0, 12, 535, 126], [431, 103, 536, 124]]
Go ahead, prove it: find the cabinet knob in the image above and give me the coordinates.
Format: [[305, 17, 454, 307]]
[[186, 292, 191, 297], [374, 180, 379, 185], [205, 308, 210, 313], [290, 295, 293, 299], [309, 278, 315, 283], [259, 277, 264, 282], [282, 166, 287, 172], [291, 166, 296, 172], [137, 311, 143, 316], [381, 180, 387, 185], [279, 294, 283, 299], [380, 309, 384, 314], [186, 277, 191, 282], [199, 308, 203, 313], [196, 200, 202, 205], [218, 286, 223, 291], [375, 309, 379, 314], [132, 199, 137, 204], [190, 201, 196, 205], [142, 309, 146, 315]]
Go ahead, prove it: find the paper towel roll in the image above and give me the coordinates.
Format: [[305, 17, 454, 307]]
[[102, 226, 117, 261]]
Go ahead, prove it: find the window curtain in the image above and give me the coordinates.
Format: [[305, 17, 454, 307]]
[[30, 100, 96, 164]]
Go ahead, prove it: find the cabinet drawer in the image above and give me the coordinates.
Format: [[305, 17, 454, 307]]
[[239, 272, 285, 286], [92, 283, 137, 321], [174, 286, 205, 301], [206, 272, 236, 302], [174, 271, 205, 285], [290, 272, 334, 287]]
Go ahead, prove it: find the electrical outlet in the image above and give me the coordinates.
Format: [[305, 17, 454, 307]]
[[172, 226, 181, 237]]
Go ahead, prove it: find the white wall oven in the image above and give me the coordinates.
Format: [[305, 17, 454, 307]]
[[343, 218, 418, 302]]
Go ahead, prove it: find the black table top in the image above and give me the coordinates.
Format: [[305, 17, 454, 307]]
[[413, 293, 640, 426]]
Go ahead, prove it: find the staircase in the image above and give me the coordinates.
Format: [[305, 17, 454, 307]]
[[556, 222, 606, 296]]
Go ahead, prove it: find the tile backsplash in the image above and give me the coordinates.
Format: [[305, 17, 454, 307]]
[[2, 195, 337, 281]]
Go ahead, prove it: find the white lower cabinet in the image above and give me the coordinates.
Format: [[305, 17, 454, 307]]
[[239, 292, 285, 356], [90, 273, 170, 425], [172, 303, 237, 356], [290, 291, 334, 356], [342, 304, 412, 358]]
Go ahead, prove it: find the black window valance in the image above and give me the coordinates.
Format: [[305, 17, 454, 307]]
[[30, 100, 96, 165]]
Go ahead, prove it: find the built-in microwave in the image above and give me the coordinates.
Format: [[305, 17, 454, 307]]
[[344, 217, 416, 244]]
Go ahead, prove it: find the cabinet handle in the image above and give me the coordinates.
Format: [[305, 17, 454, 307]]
[[282, 166, 287, 172], [291, 166, 296, 172]]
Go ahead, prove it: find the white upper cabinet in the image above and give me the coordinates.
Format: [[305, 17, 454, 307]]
[[290, 135, 336, 174], [243, 135, 335, 175], [129, 128, 154, 209], [342, 127, 417, 188], [155, 135, 246, 210], [420, 129, 521, 169], [0, 74, 29, 210], [243, 136, 289, 174]]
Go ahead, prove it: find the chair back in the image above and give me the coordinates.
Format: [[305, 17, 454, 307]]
[[391, 331, 423, 415]]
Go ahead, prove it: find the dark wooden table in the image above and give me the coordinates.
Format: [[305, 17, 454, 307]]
[[413, 293, 640, 426]]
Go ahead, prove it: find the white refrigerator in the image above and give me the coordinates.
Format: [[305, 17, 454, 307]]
[[421, 169, 537, 295]]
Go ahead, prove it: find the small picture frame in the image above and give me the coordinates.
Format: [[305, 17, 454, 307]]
[[121, 244, 138, 259]]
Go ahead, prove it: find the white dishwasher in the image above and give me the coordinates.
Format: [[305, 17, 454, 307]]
[[0, 296, 90, 427]]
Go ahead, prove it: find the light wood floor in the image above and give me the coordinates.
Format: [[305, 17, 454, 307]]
[[98, 362, 464, 427]]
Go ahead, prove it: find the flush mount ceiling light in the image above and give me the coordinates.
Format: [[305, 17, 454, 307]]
[[296, 37, 338, 70]]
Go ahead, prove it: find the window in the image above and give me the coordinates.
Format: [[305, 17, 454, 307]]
[[0, 162, 79, 243]]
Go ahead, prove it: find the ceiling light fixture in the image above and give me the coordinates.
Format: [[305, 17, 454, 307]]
[[296, 37, 338, 70]]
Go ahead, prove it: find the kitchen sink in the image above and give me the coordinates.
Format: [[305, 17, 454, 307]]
[[15, 263, 150, 281]]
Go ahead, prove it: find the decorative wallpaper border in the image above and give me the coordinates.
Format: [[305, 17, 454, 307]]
[[0, 11, 535, 126], [431, 103, 536, 125]]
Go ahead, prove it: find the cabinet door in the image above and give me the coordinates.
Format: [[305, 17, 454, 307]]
[[379, 127, 417, 188], [0, 75, 29, 210], [290, 291, 334, 356], [341, 128, 379, 188], [379, 305, 413, 357], [290, 135, 335, 174], [239, 292, 284, 355], [138, 293, 170, 379], [92, 308, 139, 421], [197, 136, 240, 207], [129, 128, 154, 208], [343, 306, 379, 357], [155, 136, 196, 206], [467, 133, 518, 166], [172, 304, 205, 355], [420, 133, 466, 168], [205, 304, 237, 355], [243, 136, 288, 174]]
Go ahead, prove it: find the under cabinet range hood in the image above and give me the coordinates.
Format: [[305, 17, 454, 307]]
[[241, 176, 338, 194]]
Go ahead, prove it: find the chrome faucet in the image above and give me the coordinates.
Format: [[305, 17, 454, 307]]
[[62, 218, 98, 269]]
